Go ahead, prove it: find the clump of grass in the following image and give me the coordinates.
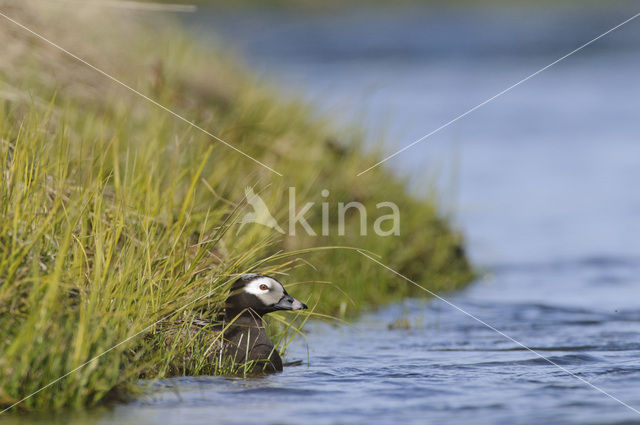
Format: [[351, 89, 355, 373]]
[[0, 0, 473, 412]]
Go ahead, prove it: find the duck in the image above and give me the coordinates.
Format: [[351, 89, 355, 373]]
[[219, 273, 308, 372], [163, 274, 308, 374]]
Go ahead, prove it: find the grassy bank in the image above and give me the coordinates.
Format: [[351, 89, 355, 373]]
[[0, 0, 472, 412]]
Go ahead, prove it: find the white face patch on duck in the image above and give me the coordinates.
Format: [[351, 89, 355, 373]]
[[243, 276, 285, 307]]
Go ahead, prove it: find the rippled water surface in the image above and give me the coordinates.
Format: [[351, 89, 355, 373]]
[[52, 262, 640, 425], [92, 266, 640, 425], [16, 3, 640, 424]]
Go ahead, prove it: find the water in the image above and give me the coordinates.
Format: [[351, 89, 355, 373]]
[[82, 263, 640, 425], [17, 3, 640, 424]]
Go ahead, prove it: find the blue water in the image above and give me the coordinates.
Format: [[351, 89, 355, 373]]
[[12, 3, 640, 424]]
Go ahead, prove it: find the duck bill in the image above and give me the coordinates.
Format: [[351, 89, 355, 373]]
[[274, 295, 308, 311]]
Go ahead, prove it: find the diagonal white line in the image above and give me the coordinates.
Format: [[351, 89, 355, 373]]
[[358, 250, 640, 417], [0, 11, 283, 176], [0, 278, 232, 414], [357, 11, 640, 176]]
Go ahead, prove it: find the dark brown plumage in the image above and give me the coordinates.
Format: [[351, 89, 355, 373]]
[[161, 274, 307, 374]]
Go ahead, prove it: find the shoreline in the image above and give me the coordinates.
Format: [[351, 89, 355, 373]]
[[0, 2, 473, 412]]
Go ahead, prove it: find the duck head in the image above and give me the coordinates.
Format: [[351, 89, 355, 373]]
[[225, 274, 308, 318]]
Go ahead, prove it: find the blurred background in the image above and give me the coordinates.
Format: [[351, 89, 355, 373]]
[[185, 0, 640, 269]]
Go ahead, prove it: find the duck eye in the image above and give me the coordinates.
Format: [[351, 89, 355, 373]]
[[259, 284, 269, 291]]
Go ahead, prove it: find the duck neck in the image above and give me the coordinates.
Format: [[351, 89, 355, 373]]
[[224, 308, 265, 329]]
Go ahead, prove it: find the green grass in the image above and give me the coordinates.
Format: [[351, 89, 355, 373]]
[[0, 1, 473, 412]]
